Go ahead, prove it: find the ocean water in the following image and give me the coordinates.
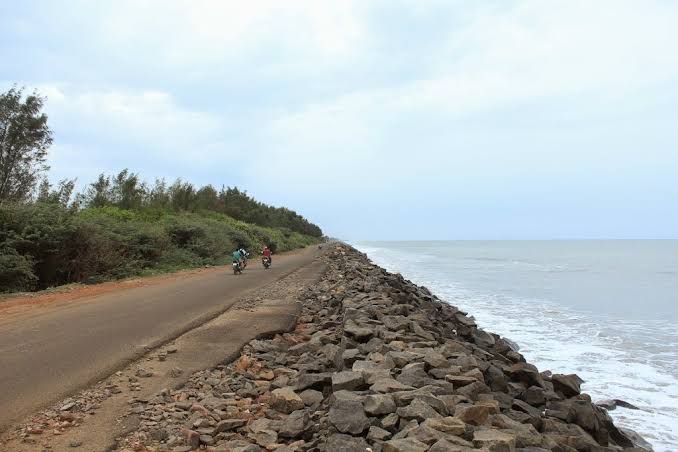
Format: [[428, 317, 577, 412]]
[[354, 240, 678, 451]]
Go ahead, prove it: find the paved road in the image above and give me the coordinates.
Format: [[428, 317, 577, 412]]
[[0, 247, 321, 433]]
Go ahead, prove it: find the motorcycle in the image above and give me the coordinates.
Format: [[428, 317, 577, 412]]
[[232, 260, 243, 275], [262, 256, 271, 269]]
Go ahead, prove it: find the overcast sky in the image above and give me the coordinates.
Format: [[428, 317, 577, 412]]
[[2, 0, 677, 240]]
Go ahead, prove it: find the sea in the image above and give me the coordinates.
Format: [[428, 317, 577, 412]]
[[353, 240, 678, 451]]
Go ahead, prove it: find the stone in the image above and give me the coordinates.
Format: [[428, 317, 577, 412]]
[[370, 378, 414, 393], [181, 429, 200, 449], [396, 399, 442, 422], [551, 374, 583, 398], [135, 367, 153, 378], [457, 404, 491, 426], [295, 372, 332, 391], [455, 380, 491, 400], [422, 417, 466, 435], [364, 394, 397, 416], [382, 437, 430, 452], [213, 418, 247, 433], [445, 375, 478, 387], [329, 399, 370, 434], [332, 371, 365, 391], [522, 386, 546, 406], [429, 438, 469, 451], [397, 363, 430, 388], [473, 429, 517, 451], [353, 360, 391, 384], [279, 409, 309, 438], [381, 413, 400, 430], [368, 425, 392, 441], [344, 319, 374, 341], [299, 389, 324, 407], [619, 427, 653, 451], [325, 433, 370, 452], [508, 363, 543, 388], [270, 388, 304, 414], [472, 329, 496, 348], [199, 434, 215, 446]]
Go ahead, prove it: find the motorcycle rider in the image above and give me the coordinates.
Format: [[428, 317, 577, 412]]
[[262, 246, 272, 265], [232, 249, 243, 269], [239, 247, 249, 267]]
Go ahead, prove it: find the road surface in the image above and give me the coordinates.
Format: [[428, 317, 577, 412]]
[[0, 246, 321, 434]]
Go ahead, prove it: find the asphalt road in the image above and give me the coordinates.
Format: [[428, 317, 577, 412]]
[[0, 246, 321, 434]]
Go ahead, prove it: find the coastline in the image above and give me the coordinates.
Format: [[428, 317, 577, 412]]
[[9, 243, 653, 451]]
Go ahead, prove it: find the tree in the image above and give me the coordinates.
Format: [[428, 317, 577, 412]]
[[0, 87, 53, 203]]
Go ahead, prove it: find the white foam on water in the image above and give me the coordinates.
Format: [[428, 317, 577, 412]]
[[355, 243, 678, 451]]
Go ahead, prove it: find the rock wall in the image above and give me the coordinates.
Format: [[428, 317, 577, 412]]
[[121, 244, 652, 452]]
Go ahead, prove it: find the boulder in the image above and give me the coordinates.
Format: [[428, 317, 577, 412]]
[[551, 374, 583, 398], [364, 394, 397, 415], [270, 388, 304, 414], [473, 429, 517, 451], [396, 399, 442, 422], [508, 363, 544, 388], [456, 404, 491, 426], [332, 371, 365, 391], [521, 386, 546, 407], [325, 433, 371, 452], [329, 399, 370, 434], [383, 437, 430, 452], [278, 409, 309, 438], [371, 378, 415, 393], [421, 417, 466, 435]]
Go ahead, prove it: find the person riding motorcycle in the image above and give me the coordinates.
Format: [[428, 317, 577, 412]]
[[232, 249, 243, 266], [262, 246, 272, 264], [238, 248, 249, 267]]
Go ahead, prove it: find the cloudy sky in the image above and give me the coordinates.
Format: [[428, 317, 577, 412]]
[[1, 0, 677, 239]]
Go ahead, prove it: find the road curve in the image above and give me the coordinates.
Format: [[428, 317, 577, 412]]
[[0, 246, 321, 434]]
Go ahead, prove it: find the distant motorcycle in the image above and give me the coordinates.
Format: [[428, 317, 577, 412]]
[[232, 261, 243, 275], [262, 256, 272, 269]]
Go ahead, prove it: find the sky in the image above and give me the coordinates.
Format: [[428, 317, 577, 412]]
[[1, 0, 677, 240]]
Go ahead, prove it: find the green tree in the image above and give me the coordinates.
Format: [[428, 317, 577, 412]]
[[0, 87, 53, 203]]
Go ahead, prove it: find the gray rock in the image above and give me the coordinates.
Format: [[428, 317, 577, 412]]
[[397, 363, 430, 388], [370, 378, 414, 393], [396, 399, 442, 422], [329, 399, 370, 434], [279, 409, 309, 438], [551, 373, 583, 397], [344, 319, 374, 341], [332, 371, 365, 391], [382, 437, 430, 452], [522, 386, 546, 406], [213, 418, 247, 434], [295, 372, 332, 391], [299, 389, 324, 407], [270, 387, 304, 414], [368, 425, 392, 441], [364, 394, 397, 416], [325, 433, 371, 452]]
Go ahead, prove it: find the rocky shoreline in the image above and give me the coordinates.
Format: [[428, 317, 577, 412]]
[[116, 244, 652, 452]]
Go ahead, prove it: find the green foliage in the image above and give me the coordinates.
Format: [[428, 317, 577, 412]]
[[0, 203, 320, 293]]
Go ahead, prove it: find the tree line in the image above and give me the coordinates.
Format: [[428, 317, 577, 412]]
[[0, 86, 322, 238]]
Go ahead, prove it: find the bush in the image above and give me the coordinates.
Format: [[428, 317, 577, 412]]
[[0, 251, 37, 292], [0, 202, 320, 293]]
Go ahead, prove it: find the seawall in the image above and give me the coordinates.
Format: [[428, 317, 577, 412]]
[[117, 243, 652, 451]]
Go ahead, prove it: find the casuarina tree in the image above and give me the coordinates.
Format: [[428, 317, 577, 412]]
[[0, 87, 53, 203]]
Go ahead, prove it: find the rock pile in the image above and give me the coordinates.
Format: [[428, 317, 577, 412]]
[[119, 244, 651, 452]]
